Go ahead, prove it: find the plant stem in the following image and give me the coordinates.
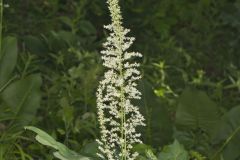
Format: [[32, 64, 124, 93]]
[[119, 45, 127, 160], [117, 22, 126, 160], [0, 0, 3, 60], [211, 126, 240, 160], [0, 75, 17, 93]]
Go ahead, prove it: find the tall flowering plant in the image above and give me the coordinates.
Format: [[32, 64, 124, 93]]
[[96, 0, 145, 160]]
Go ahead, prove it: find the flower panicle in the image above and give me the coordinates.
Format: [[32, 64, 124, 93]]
[[96, 0, 145, 159]]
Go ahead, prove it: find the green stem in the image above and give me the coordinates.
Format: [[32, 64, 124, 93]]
[[120, 48, 126, 160], [0, 0, 3, 60], [211, 126, 240, 160], [107, 0, 127, 159], [21, 53, 32, 79], [0, 75, 18, 93], [118, 28, 126, 160]]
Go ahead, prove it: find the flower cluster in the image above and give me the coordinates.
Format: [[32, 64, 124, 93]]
[[96, 0, 145, 159]]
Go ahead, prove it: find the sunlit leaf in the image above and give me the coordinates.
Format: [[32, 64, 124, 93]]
[[25, 126, 93, 160], [158, 140, 189, 160]]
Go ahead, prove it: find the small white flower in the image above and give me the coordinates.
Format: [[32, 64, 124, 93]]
[[96, 0, 145, 159]]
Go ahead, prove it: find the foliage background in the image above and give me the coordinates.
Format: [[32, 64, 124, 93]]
[[1, 0, 240, 159]]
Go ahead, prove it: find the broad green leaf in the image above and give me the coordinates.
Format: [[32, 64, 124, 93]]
[[0, 37, 18, 88], [133, 143, 155, 159], [0, 74, 41, 159], [158, 140, 189, 160], [78, 20, 96, 36], [57, 31, 77, 46], [176, 88, 221, 135], [48, 31, 68, 52], [24, 35, 48, 55], [80, 142, 99, 158], [137, 80, 173, 146], [1, 74, 42, 130], [212, 106, 240, 160], [25, 126, 92, 160], [59, 16, 74, 30], [133, 143, 154, 154]]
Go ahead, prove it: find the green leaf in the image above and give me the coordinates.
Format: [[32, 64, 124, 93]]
[[59, 16, 74, 30], [25, 126, 92, 160], [80, 142, 99, 158], [24, 35, 48, 55], [57, 31, 77, 46], [176, 88, 221, 135], [1, 74, 42, 130], [212, 106, 240, 160], [48, 31, 68, 51], [137, 80, 173, 146], [0, 36, 18, 88], [133, 143, 155, 159], [146, 149, 158, 160], [78, 20, 96, 36], [158, 140, 189, 160]]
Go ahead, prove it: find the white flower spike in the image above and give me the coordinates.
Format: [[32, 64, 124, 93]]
[[96, 0, 145, 160]]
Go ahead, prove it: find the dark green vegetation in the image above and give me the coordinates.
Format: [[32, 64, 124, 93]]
[[0, 0, 240, 159]]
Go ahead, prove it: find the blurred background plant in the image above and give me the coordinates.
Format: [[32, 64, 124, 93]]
[[0, 0, 240, 159]]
